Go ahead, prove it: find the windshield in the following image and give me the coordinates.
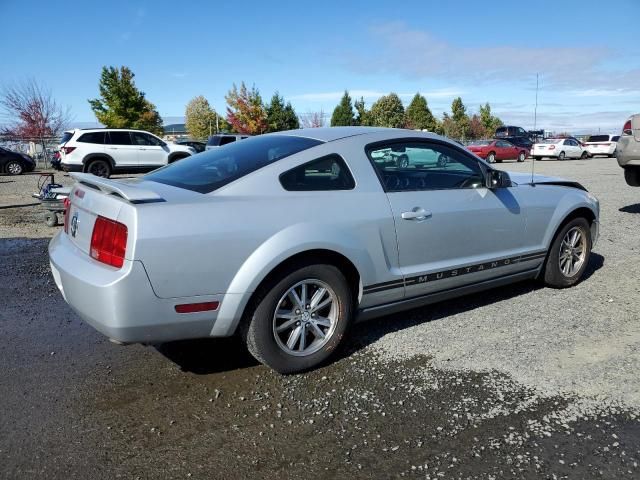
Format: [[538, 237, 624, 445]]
[[146, 135, 323, 193], [587, 135, 610, 142]]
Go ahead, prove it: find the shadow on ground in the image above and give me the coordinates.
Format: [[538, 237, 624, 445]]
[[620, 204, 640, 214], [158, 252, 604, 374]]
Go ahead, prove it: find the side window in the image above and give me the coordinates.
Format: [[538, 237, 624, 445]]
[[107, 131, 132, 145], [220, 136, 236, 146], [280, 154, 355, 191], [518, 128, 526, 135], [496, 141, 510, 147], [367, 141, 484, 192], [131, 132, 153, 146], [77, 132, 105, 144]]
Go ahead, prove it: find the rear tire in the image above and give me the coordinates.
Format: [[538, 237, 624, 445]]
[[534, 156, 542, 161], [86, 159, 111, 178], [517, 151, 526, 162], [581, 151, 589, 159], [558, 151, 566, 161], [487, 152, 496, 163], [5, 160, 23, 175], [169, 154, 189, 164], [242, 263, 353, 374], [542, 217, 592, 288]]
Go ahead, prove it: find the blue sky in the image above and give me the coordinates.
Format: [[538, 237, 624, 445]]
[[1, 0, 638, 133]]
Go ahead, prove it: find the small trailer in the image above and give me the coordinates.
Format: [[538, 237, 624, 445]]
[[32, 173, 70, 227]]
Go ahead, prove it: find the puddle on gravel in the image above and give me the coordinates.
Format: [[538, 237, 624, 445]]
[[77, 348, 640, 479]]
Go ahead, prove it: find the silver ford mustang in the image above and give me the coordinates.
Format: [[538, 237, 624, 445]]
[[49, 127, 599, 373]]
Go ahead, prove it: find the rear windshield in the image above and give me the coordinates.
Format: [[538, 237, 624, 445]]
[[60, 132, 74, 144], [495, 127, 508, 137], [587, 135, 610, 142], [541, 139, 562, 144], [612, 136, 620, 142], [469, 140, 492, 146], [146, 135, 323, 193]]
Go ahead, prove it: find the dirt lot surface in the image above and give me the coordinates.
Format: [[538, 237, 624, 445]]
[[2, 159, 640, 479]]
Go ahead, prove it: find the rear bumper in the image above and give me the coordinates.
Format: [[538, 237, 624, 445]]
[[49, 232, 223, 344], [61, 162, 83, 173], [586, 145, 616, 156]]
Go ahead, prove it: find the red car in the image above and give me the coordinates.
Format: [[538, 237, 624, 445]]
[[467, 139, 528, 163]]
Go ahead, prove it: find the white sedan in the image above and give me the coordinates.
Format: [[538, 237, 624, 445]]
[[532, 138, 589, 161]]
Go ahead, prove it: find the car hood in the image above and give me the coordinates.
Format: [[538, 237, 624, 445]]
[[506, 171, 587, 191]]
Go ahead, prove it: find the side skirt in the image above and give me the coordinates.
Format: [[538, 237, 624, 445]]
[[356, 268, 539, 322]]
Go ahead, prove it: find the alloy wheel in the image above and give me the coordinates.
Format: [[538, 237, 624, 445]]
[[7, 161, 22, 175], [272, 279, 338, 357], [559, 226, 587, 277]]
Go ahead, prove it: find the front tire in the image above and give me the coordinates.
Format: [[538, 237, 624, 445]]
[[542, 217, 592, 288], [243, 264, 353, 374], [6, 160, 23, 175]]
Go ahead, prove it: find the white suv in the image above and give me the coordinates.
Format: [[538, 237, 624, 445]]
[[59, 128, 195, 178]]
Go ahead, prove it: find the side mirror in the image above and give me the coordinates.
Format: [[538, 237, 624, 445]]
[[486, 169, 512, 189]]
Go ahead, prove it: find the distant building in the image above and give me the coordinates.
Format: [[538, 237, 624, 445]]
[[163, 123, 188, 140]]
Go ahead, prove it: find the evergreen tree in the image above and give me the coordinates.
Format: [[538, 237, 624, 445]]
[[479, 102, 503, 136], [404, 93, 437, 131], [266, 92, 299, 132], [330, 91, 355, 126], [450, 97, 470, 140], [370, 93, 405, 128], [89, 66, 163, 135], [354, 96, 370, 126]]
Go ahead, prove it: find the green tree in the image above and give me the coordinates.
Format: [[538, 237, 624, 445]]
[[370, 93, 405, 128], [404, 93, 437, 131], [225, 82, 268, 134], [479, 102, 503, 136], [185, 96, 217, 140], [330, 91, 355, 126], [449, 97, 470, 140], [354, 96, 370, 126], [88, 66, 163, 135], [266, 92, 300, 132]]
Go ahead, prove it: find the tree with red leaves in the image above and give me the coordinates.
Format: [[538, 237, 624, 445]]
[[1, 79, 71, 154], [225, 82, 267, 135]]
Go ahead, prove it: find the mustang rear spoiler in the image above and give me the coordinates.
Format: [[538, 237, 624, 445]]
[[69, 173, 165, 204]]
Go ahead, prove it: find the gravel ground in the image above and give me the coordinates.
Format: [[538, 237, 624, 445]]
[[1, 158, 640, 479]]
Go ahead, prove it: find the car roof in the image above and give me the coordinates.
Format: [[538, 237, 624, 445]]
[[266, 126, 428, 143]]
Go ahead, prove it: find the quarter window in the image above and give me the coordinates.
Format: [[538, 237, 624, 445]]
[[280, 154, 355, 191], [220, 136, 236, 146], [77, 132, 106, 144], [367, 141, 484, 191]]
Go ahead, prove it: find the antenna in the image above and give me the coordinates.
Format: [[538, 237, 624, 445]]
[[531, 73, 539, 184]]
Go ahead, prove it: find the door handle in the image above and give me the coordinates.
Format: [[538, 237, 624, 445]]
[[401, 208, 432, 221]]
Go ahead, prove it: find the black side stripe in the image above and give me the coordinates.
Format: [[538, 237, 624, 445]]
[[363, 251, 547, 294]]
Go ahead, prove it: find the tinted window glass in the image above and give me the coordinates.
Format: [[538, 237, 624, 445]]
[[107, 131, 132, 145], [146, 135, 323, 193], [587, 135, 610, 142], [77, 131, 106, 144], [206, 136, 220, 147], [367, 141, 484, 192], [60, 132, 74, 144], [495, 127, 507, 137], [280, 154, 355, 191], [612, 136, 620, 142], [220, 136, 236, 146], [131, 132, 162, 146]]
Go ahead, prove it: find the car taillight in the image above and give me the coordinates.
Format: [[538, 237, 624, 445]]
[[61, 146, 76, 154], [623, 120, 632, 135], [549, 145, 556, 150], [63, 198, 71, 233], [90, 216, 128, 268]]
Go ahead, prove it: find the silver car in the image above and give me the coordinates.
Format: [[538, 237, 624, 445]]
[[49, 127, 600, 373]]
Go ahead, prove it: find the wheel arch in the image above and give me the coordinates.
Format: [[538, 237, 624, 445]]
[[546, 205, 597, 253], [82, 153, 115, 170], [168, 152, 191, 163]]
